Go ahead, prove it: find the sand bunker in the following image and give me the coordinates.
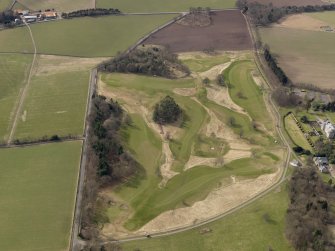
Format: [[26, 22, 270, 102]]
[[137, 169, 280, 233], [173, 87, 197, 96], [199, 62, 231, 80], [273, 14, 331, 32], [159, 142, 178, 187], [185, 149, 251, 170]]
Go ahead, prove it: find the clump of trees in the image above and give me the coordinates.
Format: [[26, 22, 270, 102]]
[[99, 46, 190, 79], [237, 0, 335, 26], [314, 138, 335, 164], [0, 10, 17, 27], [61, 8, 121, 19], [313, 101, 335, 112], [216, 73, 226, 86], [272, 87, 301, 107], [264, 47, 289, 86], [89, 95, 139, 181], [179, 7, 212, 27], [80, 95, 141, 241], [153, 95, 182, 125], [286, 168, 335, 250]]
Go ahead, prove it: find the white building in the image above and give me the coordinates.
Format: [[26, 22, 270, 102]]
[[313, 157, 329, 173], [23, 16, 37, 23], [318, 119, 335, 139]]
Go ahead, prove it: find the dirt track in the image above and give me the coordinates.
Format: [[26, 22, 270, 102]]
[[142, 10, 252, 53]]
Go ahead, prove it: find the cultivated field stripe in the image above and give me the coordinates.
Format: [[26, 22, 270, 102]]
[[7, 21, 37, 144]]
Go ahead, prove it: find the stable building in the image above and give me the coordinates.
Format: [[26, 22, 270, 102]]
[[23, 15, 37, 23]]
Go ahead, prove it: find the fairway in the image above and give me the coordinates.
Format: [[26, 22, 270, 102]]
[[13, 55, 99, 140], [307, 11, 335, 26], [260, 17, 335, 89], [98, 52, 283, 235], [0, 141, 82, 251], [17, 0, 94, 12], [122, 182, 292, 251], [0, 54, 32, 143], [97, 0, 236, 12]]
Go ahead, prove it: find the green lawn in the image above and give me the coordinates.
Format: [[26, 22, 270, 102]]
[[284, 114, 313, 151], [97, 0, 236, 12], [0, 54, 32, 143], [181, 54, 230, 73], [18, 0, 93, 12], [0, 141, 82, 251], [225, 60, 273, 131], [122, 182, 292, 251], [14, 69, 90, 140]]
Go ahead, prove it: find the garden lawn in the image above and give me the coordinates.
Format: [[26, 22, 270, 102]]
[[97, 0, 236, 12], [284, 114, 313, 151], [0, 54, 32, 143], [14, 69, 89, 140], [122, 181, 292, 251], [0, 141, 82, 251]]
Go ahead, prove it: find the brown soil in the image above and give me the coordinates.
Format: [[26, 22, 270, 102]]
[[247, 0, 326, 7], [142, 10, 252, 53]]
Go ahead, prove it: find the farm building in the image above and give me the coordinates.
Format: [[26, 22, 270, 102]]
[[23, 15, 37, 23], [313, 157, 329, 173], [43, 12, 57, 20], [318, 119, 335, 139]]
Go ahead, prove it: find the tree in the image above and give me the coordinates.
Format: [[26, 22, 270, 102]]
[[300, 115, 308, 123], [216, 74, 226, 86], [202, 77, 210, 85], [153, 96, 182, 125]]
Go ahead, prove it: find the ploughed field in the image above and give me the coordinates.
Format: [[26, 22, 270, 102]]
[[98, 52, 284, 237], [142, 10, 253, 53], [0, 141, 82, 251]]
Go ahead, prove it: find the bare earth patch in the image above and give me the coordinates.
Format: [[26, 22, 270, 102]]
[[137, 168, 280, 234], [199, 62, 231, 80], [273, 14, 331, 32], [173, 87, 197, 96], [34, 55, 108, 76]]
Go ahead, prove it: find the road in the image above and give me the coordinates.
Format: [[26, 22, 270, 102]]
[[7, 20, 37, 145], [70, 68, 97, 251]]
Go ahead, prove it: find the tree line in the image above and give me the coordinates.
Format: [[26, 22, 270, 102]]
[[286, 168, 335, 250], [61, 8, 121, 19], [99, 46, 190, 79], [264, 47, 289, 86], [80, 95, 141, 243], [237, 0, 335, 25]]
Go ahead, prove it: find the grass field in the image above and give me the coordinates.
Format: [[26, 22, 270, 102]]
[[13, 56, 96, 140], [0, 141, 82, 251], [284, 113, 313, 151], [100, 53, 281, 232], [259, 25, 335, 89], [17, 0, 93, 12], [225, 60, 273, 131], [0, 0, 12, 10], [122, 181, 292, 251], [96, 0, 236, 12], [0, 54, 32, 143], [307, 11, 335, 26]]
